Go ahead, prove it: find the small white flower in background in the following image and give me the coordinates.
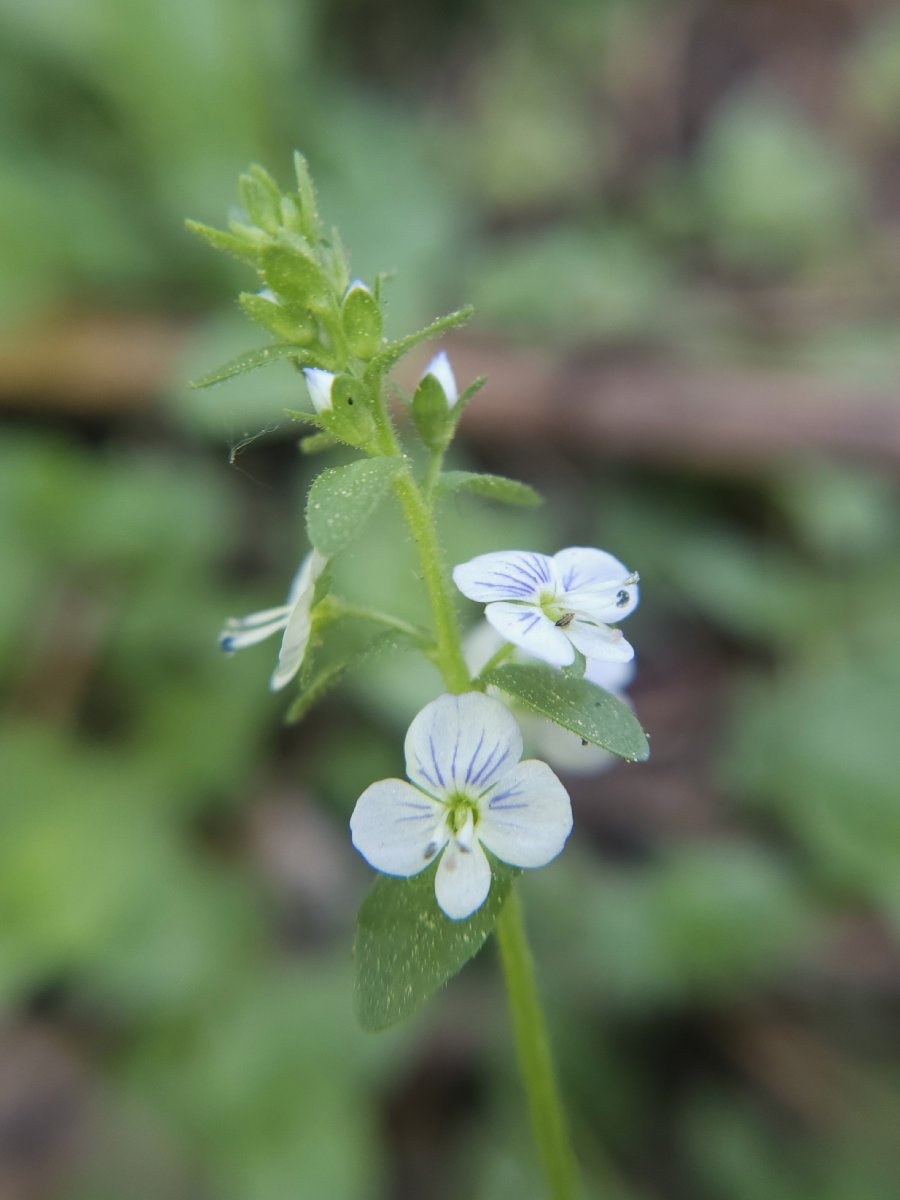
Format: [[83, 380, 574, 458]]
[[350, 692, 572, 920], [219, 548, 327, 691], [421, 349, 458, 408], [453, 547, 639, 669], [302, 367, 336, 414]]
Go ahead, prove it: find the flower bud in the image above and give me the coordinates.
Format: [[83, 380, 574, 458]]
[[341, 281, 383, 359], [303, 367, 336, 414]]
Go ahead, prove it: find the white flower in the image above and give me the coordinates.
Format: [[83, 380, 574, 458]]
[[421, 349, 458, 408], [350, 692, 572, 920], [452, 547, 639, 669], [302, 367, 336, 414], [219, 548, 327, 691], [345, 278, 371, 296]]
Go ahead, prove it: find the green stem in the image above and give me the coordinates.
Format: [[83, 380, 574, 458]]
[[321, 598, 432, 645], [370, 366, 580, 1199], [495, 891, 580, 1200], [478, 640, 516, 678], [392, 466, 470, 693]]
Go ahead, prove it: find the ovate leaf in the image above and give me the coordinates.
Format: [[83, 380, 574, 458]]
[[306, 458, 402, 557], [483, 663, 649, 762], [354, 862, 518, 1030], [436, 471, 542, 507]]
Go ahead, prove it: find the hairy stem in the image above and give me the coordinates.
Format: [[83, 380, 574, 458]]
[[495, 891, 580, 1200]]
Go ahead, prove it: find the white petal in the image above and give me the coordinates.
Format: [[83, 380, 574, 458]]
[[462, 622, 506, 676], [453, 550, 555, 604], [552, 546, 631, 593], [269, 550, 327, 689], [485, 603, 574, 668], [568, 581, 639, 623], [285, 548, 327, 606], [345, 278, 371, 295], [435, 839, 492, 919], [478, 760, 572, 867], [219, 614, 287, 653], [302, 367, 336, 414], [404, 692, 523, 798], [566, 618, 635, 663], [422, 350, 458, 408], [532, 719, 617, 777], [351, 780, 446, 876], [584, 656, 635, 693], [270, 604, 313, 690]]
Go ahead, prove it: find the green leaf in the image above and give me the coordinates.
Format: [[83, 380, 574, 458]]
[[238, 291, 317, 345], [354, 861, 518, 1030], [238, 165, 282, 235], [190, 343, 308, 389], [184, 219, 262, 266], [436, 471, 542, 507], [285, 629, 415, 724], [483, 663, 649, 762], [261, 243, 327, 308], [306, 459, 402, 557]]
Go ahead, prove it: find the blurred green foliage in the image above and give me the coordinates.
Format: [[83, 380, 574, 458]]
[[3, 0, 900, 1197]]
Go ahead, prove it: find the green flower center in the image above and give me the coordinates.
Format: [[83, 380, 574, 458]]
[[445, 794, 479, 835]]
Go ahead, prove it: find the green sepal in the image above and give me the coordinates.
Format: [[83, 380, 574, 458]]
[[261, 243, 328, 310], [300, 430, 338, 455], [316, 375, 377, 449], [238, 165, 282, 235], [452, 377, 487, 419], [292, 151, 321, 237], [306, 457, 403, 557], [482, 663, 649, 762], [184, 219, 261, 267], [370, 306, 474, 374], [341, 285, 383, 359], [411, 374, 453, 450], [285, 628, 415, 724], [353, 861, 520, 1031], [238, 292, 318, 345], [435, 471, 542, 507], [190, 343, 311, 389]]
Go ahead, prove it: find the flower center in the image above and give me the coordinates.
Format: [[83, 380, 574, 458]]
[[444, 795, 479, 850]]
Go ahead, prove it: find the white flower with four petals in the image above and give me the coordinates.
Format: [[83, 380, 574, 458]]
[[453, 547, 638, 669], [219, 548, 327, 691], [350, 692, 572, 920]]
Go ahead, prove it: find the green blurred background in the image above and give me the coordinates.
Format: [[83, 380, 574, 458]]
[[3, 0, 900, 1196]]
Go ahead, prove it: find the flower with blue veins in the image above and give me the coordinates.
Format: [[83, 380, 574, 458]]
[[350, 692, 572, 919], [219, 548, 327, 691], [452, 547, 639, 669]]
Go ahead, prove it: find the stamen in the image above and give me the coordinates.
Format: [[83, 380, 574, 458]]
[[218, 614, 290, 651], [225, 605, 292, 630]]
